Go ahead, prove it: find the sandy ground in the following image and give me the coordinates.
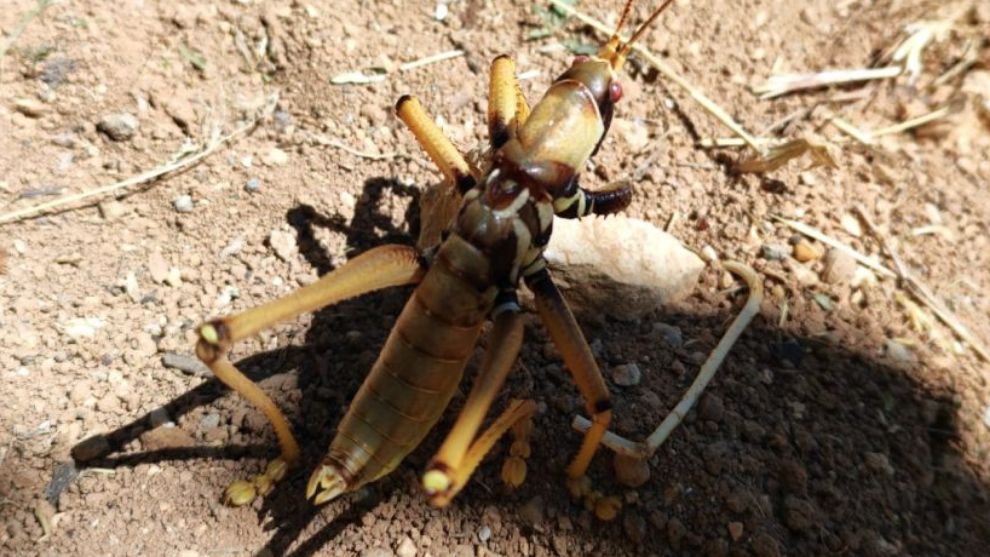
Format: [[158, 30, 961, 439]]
[[2, 0, 989, 555]]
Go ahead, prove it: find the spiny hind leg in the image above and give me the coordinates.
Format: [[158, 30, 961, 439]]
[[525, 266, 622, 520], [196, 244, 426, 505], [421, 303, 536, 506]]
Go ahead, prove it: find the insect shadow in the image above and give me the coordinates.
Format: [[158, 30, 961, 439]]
[[60, 177, 990, 556]]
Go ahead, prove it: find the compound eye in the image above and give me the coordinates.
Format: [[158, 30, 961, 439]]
[[572, 55, 589, 66], [609, 80, 623, 103]]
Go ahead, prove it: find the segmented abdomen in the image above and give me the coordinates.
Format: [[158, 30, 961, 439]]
[[325, 234, 496, 488]]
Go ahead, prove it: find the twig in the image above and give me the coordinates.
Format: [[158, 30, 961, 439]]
[[823, 111, 874, 145], [330, 50, 465, 84], [854, 205, 990, 362], [870, 105, 952, 137], [547, 0, 765, 155], [772, 215, 897, 278], [0, 0, 54, 69], [399, 49, 464, 71], [307, 133, 399, 160], [0, 92, 278, 225], [573, 261, 763, 458], [753, 66, 902, 100]]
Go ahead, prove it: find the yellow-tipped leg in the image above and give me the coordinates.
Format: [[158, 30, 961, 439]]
[[426, 399, 537, 507], [196, 244, 425, 506]]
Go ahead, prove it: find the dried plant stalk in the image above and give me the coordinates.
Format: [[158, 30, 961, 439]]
[[573, 261, 763, 458]]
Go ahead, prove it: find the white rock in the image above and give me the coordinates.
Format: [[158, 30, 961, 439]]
[[262, 147, 289, 166], [149, 251, 169, 284], [62, 317, 104, 339], [545, 216, 705, 319], [839, 213, 862, 237], [269, 229, 298, 261]]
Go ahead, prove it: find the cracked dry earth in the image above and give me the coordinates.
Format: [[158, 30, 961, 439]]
[[2, 1, 990, 556]]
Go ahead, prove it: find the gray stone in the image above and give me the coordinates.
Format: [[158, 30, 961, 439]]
[[97, 113, 139, 141]]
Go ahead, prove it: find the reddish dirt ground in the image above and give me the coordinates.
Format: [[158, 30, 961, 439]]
[[2, 1, 989, 556]]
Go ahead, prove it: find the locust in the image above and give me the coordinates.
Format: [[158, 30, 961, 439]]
[[195, 0, 677, 513]]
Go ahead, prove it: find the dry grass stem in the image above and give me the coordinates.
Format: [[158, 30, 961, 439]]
[[573, 261, 763, 458], [697, 137, 778, 148], [0, 92, 279, 225], [736, 138, 838, 174], [307, 133, 399, 161], [548, 0, 765, 155], [824, 111, 875, 145], [888, 20, 954, 85], [330, 50, 464, 84], [854, 206, 990, 362], [754, 67, 902, 100], [772, 215, 897, 278], [871, 105, 952, 137]]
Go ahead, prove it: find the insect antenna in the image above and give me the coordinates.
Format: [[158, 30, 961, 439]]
[[619, 0, 676, 57]]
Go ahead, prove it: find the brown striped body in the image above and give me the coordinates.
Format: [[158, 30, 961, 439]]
[[323, 47, 625, 495]]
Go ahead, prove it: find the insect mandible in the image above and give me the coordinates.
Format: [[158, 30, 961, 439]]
[[194, 0, 676, 512]]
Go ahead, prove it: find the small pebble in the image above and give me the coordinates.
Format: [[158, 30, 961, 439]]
[[518, 496, 544, 526], [14, 98, 48, 118], [864, 451, 895, 475], [269, 228, 299, 261], [751, 532, 781, 557], [611, 363, 641, 387], [698, 393, 725, 422], [245, 177, 261, 193], [623, 512, 647, 543], [199, 412, 221, 432], [395, 536, 416, 557], [614, 453, 650, 488], [885, 339, 913, 363], [98, 200, 126, 220], [823, 248, 857, 285], [97, 113, 139, 141], [172, 195, 194, 213], [262, 147, 289, 166], [434, 2, 448, 21], [840, 213, 862, 237], [652, 322, 683, 348], [162, 352, 211, 377], [148, 407, 172, 428], [149, 251, 169, 284], [728, 522, 744, 542], [701, 245, 719, 262], [477, 525, 491, 543], [791, 240, 820, 262], [761, 244, 789, 261]]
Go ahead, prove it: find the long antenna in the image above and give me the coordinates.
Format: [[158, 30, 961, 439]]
[[619, 0, 676, 57], [610, 0, 637, 41]]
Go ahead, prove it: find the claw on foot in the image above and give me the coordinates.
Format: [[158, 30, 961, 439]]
[[563, 475, 621, 521], [306, 464, 347, 505], [224, 480, 257, 506], [500, 456, 527, 487], [222, 457, 292, 506]]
